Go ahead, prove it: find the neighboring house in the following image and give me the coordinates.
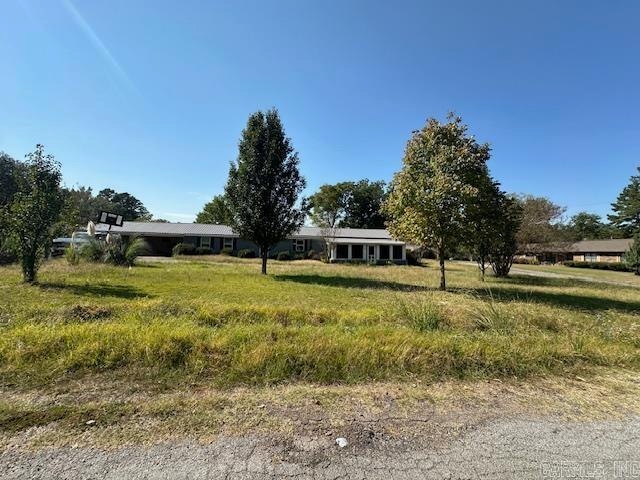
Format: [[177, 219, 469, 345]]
[[518, 238, 634, 264], [95, 222, 407, 264]]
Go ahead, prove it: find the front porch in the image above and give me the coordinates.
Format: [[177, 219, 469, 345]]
[[329, 239, 406, 264]]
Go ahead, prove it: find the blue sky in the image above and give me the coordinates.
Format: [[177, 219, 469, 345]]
[[1, 0, 639, 222]]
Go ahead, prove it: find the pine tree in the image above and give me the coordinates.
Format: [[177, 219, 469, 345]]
[[609, 167, 640, 236]]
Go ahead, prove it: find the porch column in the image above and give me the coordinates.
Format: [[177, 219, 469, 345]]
[[348, 244, 352, 260]]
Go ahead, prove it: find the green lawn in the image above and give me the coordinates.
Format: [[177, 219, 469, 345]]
[[1, 256, 639, 389], [510, 262, 640, 286]]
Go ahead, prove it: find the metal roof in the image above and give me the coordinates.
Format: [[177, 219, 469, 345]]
[[96, 222, 236, 237], [96, 222, 399, 241], [332, 237, 404, 245]]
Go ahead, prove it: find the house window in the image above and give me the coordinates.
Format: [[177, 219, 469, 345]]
[[292, 239, 305, 252], [201, 237, 211, 248], [584, 253, 598, 262], [336, 244, 349, 259], [393, 245, 403, 260], [379, 245, 390, 260], [223, 237, 234, 249], [351, 244, 364, 259]]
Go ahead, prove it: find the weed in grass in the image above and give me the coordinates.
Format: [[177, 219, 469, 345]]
[[395, 297, 447, 332], [66, 305, 113, 322], [469, 298, 516, 332]]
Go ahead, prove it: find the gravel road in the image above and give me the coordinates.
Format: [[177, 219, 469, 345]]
[[3, 415, 639, 479]]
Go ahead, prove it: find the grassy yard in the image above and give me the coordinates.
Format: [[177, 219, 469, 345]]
[[1, 256, 639, 390], [511, 262, 640, 286]]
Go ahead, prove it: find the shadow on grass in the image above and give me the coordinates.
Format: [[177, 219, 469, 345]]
[[274, 274, 430, 292], [468, 284, 640, 313], [39, 282, 150, 299]]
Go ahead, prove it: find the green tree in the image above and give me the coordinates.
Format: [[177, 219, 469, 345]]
[[195, 194, 234, 224], [567, 212, 606, 240], [0, 152, 26, 263], [624, 233, 640, 275], [97, 189, 151, 221], [225, 109, 306, 274], [341, 179, 387, 229], [489, 194, 522, 277], [466, 177, 503, 279], [609, 167, 640, 236], [308, 182, 350, 228], [8, 145, 64, 283], [514, 195, 567, 246], [384, 115, 490, 291]]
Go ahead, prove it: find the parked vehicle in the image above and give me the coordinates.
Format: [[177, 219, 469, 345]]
[[51, 232, 94, 257]]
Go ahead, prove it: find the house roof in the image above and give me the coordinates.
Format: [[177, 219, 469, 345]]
[[96, 222, 399, 242], [520, 238, 634, 254], [332, 237, 404, 245], [571, 238, 633, 253], [96, 222, 236, 237]]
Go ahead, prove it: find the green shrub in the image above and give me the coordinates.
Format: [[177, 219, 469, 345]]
[[305, 249, 321, 261], [80, 239, 105, 262], [563, 261, 631, 272], [237, 249, 256, 258], [276, 251, 291, 261], [220, 247, 234, 256], [195, 247, 212, 255], [512, 257, 540, 265], [64, 246, 80, 265], [172, 243, 196, 256], [104, 235, 149, 267]]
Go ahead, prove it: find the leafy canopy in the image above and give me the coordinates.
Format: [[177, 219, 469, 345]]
[[308, 179, 387, 229], [225, 109, 306, 274], [195, 194, 233, 224], [8, 145, 64, 282], [384, 114, 490, 290]]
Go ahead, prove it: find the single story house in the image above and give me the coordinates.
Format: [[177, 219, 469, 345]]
[[518, 238, 634, 264], [96, 222, 407, 264]]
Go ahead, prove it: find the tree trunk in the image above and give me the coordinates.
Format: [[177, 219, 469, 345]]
[[438, 246, 446, 291], [261, 250, 268, 275], [479, 256, 486, 282]]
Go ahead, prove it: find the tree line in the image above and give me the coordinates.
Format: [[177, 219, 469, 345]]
[[3, 109, 639, 284]]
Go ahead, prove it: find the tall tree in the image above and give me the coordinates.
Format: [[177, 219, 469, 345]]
[[8, 145, 64, 283], [514, 195, 567, 246], [308, 182, 350, 228], [609, 167, 640, 236], [384, 115, 490, 291], [97, 189, 150, 221], [195, 194, 234, 224], [341, 179, 387, 229], [567, 212, 606, 240], [225, 109, 306, 274]]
